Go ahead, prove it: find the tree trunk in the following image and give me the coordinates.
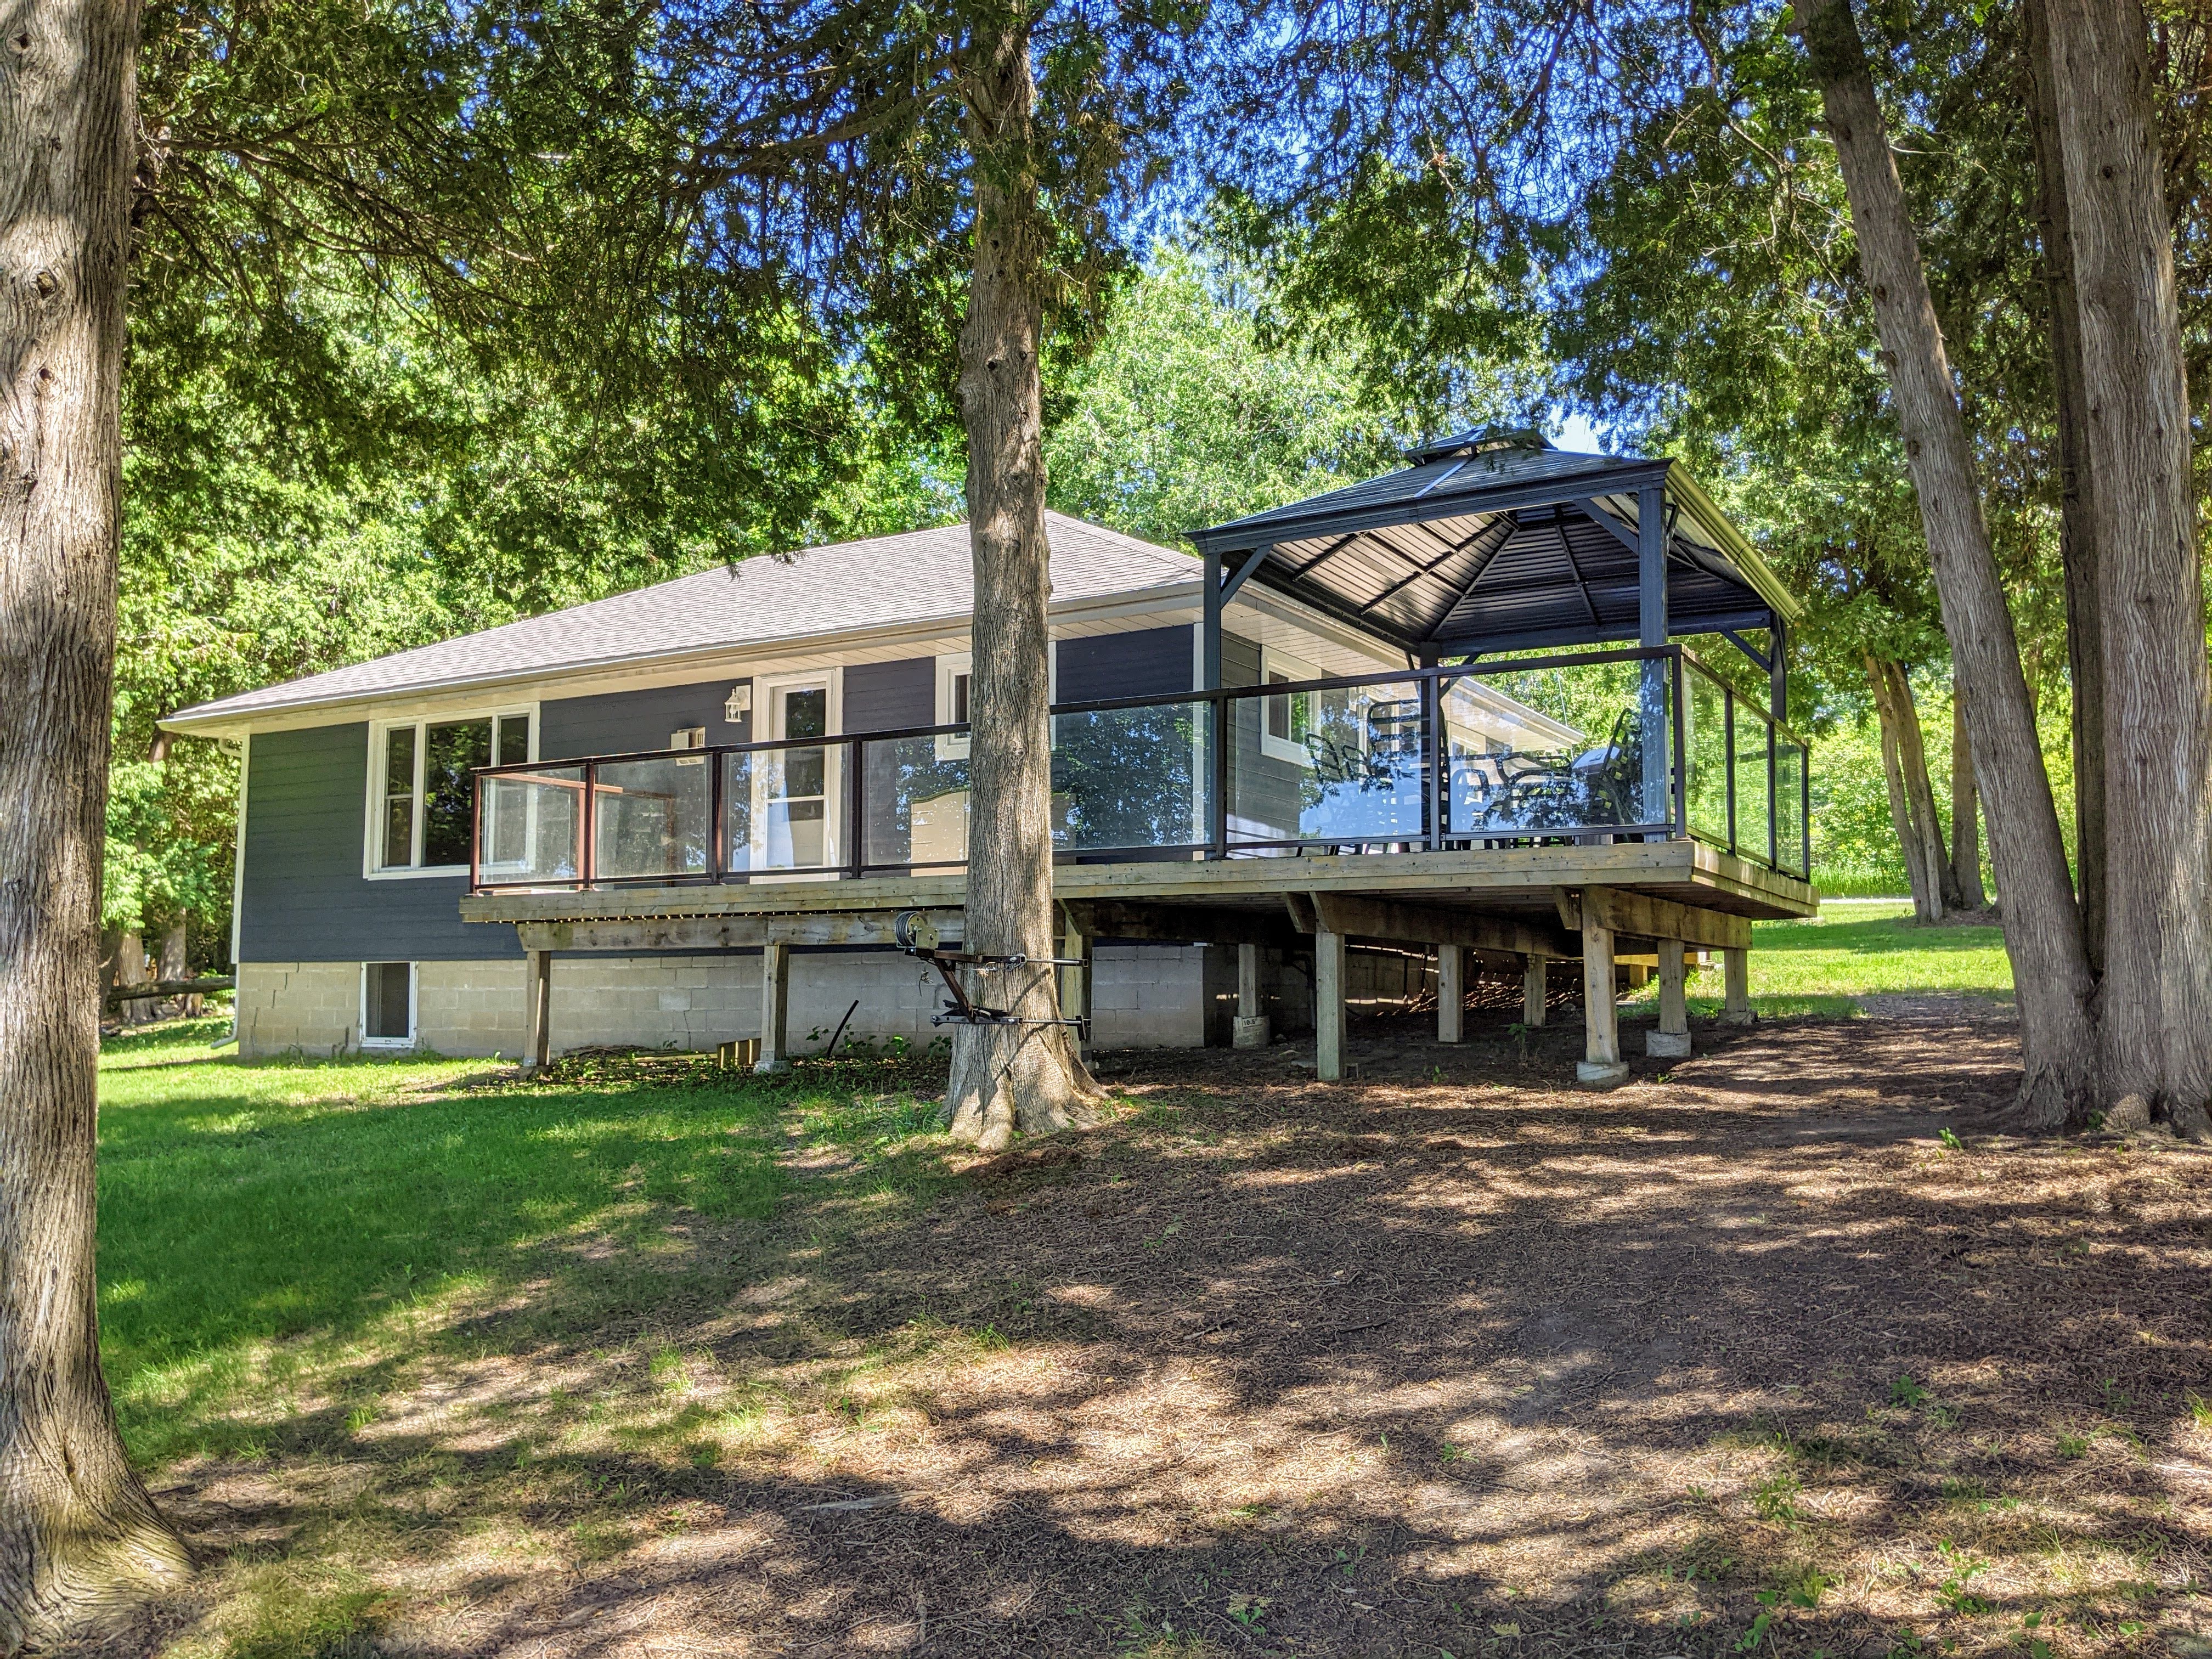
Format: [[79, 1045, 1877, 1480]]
[[1792, 0, 2098, 1127], [0, 0, 194, 1635], [112, 930, 148, 1025], [2035, 0, 2212, 1137], [1950, 680, 1988, 910], [1887, 661, 1963, 916], [2024, 0, 2108, 977], [944, 13, 1103, 1148], [1866, 656, 1940, 921]]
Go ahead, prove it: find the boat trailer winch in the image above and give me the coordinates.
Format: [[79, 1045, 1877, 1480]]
[[893, 910, 1089, 1034]]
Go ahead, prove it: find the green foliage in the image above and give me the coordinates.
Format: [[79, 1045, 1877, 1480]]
[[1046, 246, 1534, 548]]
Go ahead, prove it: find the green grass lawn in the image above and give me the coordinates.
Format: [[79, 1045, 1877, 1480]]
[[86, 912, 2042, 1657], [95, 1023, 947, 1468], [1673, 898, 2014, 1020]]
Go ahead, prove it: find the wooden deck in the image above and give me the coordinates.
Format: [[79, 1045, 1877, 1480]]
[[468, 841, 1814, 1085], [460, 839, 1813, 930]]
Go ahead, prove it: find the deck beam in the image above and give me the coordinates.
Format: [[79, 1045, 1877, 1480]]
[[1649, 938, 1691, 1057], [1060, 904, 1094, 1063], [1554, 885, 1752, 952], [1723, 946, 1752, 1024], [757, 941, 792, 1072], [515, 910, 961, 953], [1577, 911, 1628, 1086], [523, 948, 551, 1071], [1305, 892, 1577, 959], [1059, 899, 1297, 950], [1314, 927, 1347, 1080], [1522, 955, 1548, 1026]]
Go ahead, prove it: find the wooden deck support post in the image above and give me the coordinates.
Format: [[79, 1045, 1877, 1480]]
[[1314, 926, 1346, 1080], [756, 941, 792, 1071], [1233, 941, 1270, 1048], [1578, 914, 1628, 1086], [1722, 946, 1752, 1025], [1649, 938, 1691, 1058], [1062, 908, 1094, 1062], [1437, 943, 1465, 1044], [523, 947, 551, 1072], [1522, 954, 1547, 1026]]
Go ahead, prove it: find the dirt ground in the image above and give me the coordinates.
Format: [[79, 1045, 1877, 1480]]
[[137, 1006, 2212, 1658]]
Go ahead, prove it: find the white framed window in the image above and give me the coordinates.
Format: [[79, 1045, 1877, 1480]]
[[935, 653, 973, 760], [366, 707, 535, 877], [747, 668, 844, 876], [935, 646, 1058, 760], [360, 961, 416, 1047], [1259, 648, 1322, 764]]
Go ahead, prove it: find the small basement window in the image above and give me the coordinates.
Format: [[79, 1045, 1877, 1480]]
[[362, 961, 415, 1047]]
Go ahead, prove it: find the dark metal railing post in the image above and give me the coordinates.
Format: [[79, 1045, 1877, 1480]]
[[1767, 719, 1779, 869], [1210, 691, 1229, 858], [1724, 690, 1737, 856], [1670, 650, 1688, 838], [1423, 668, 1444, 850], [582, 763, 597, 889], [708, 747, 725, 882], [1802, 742, 1813, 877], [846, 735, 865, 879]]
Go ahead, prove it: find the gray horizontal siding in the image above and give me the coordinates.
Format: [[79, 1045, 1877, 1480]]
[[1057, 625, 1195, 703], [541, 678, 752, 758], [845, 658, 934, 732], [240, 724, 517, 963]]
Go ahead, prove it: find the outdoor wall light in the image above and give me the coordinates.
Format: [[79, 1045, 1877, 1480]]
[[724, 683, 752, 722]]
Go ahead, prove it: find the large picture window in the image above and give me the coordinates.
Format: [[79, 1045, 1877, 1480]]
[[372, 711, 532, 872]]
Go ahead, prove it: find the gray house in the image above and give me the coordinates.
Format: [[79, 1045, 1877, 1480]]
[[170, 432, 1817, 1081], [171, 511, 1577, 1058]]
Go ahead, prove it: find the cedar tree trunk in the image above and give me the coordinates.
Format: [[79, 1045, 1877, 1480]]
[[945, 13, 1104, 1148], [1950, 681, 1987, 911], [1866, 656, 1942, 921], [1793, 0, 2097, 1126], [2035, 0, 2212, 1136], [1888, 661, 1963, 916], [2024, 0, 2107, 974], [0, 0, 194, 1639], [112, 929, 146, 1025]]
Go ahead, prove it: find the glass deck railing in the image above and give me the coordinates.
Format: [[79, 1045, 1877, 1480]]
[[470, 645, 1812, 891]]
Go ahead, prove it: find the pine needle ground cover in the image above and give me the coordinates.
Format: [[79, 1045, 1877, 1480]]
[[87, 964, 2207, 1659]]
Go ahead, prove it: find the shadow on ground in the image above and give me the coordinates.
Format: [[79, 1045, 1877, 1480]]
[[84, 1013, 2212, 1658]]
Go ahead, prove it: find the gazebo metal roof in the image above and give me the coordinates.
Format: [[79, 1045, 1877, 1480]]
[[1188, 430, 1802, 675]]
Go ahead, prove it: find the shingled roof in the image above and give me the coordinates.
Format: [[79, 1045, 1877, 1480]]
[[165, 513, 1198, 732]]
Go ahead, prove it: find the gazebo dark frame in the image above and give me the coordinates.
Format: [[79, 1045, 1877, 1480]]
[[1188, 428, 1802, 721]]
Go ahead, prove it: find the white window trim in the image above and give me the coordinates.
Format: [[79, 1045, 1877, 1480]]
[[936, 646, 1058, 761], [935, 652, 973, 760], [363, 704, 539, 880], [1258, 647, 1322, 764], [748, 667, 845, 880], [359, 960, 417, 1048]]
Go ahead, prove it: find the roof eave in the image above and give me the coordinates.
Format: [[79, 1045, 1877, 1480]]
[[1187, 458, 1668, 556], [160, 573, 1211, 738]]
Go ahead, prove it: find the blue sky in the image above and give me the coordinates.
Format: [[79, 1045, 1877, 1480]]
[[1552, 409, 1605, 453]]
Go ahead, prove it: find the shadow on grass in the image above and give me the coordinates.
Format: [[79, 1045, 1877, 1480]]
[[94, 1028, 2212, 1659]]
